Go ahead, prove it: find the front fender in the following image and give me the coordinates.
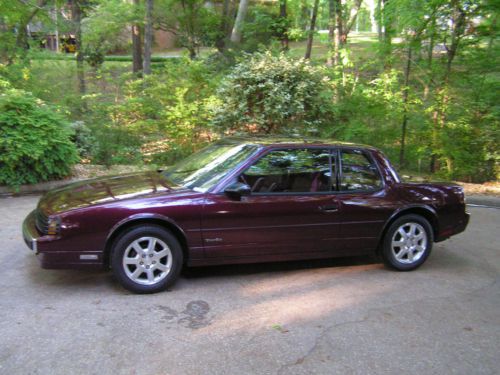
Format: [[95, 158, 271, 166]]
[[106, 213, 187, 243]]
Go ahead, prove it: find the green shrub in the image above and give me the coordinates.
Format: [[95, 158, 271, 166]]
[[0, 89, 79, 187], [91, 123, 143, 167], [241, 7, 288, 51], [85, 59, 220, 165], [211, 52, 335, 134], [287, 28, 307, 42], [70, 121, 96, 159]]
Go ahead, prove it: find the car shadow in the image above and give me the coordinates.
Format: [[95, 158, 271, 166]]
[[182, 255, 379, 279], [25, 251, 379, 292]]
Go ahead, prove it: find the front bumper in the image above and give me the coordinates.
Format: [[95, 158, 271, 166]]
[[22, 210, 103, 270], [22, 210, 39, 253]]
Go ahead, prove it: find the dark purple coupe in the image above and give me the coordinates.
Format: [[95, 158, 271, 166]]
[[23, 137, 469, 293]]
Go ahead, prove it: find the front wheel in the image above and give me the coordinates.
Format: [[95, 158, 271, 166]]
[[382, 214, 433, 271], [111, 225, 183, 294]]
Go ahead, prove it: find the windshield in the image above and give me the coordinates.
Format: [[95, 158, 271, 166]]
[[163, 142, 258, 192]]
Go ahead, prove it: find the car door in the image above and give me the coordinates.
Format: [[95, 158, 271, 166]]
[[336, 148, 393, 254], [201, 147, 341, 259]]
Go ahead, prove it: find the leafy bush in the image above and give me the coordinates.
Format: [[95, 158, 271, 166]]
[[211, 52, 335, 134], [0, 89, 78, 187], [91, 123, 143, 167], [287, 28, 307, 42], [70, 121, 96, 159], [85, 59, 220, 165], [241, 7, 288, 51], [83, 45, 106, 68]]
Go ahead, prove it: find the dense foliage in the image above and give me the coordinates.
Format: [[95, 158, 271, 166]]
[[0, 87, 78, 187], [0, 0, 498, 184], [212, 52, 334, 134], [86, 59, 219, 165]]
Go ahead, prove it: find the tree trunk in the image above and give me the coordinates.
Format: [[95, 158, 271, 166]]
[[132, 0, 143, 74], [381, 0, 392, 68], [423, 15, 436, 100], [54, 5, 60, 53], [304, 0, 319, 59], [143, 0, 153, 75], [187, 45, 197, 59], [399, 44, 412, 168], [427, 32, 434, 69], [230, 0, 250, 44], [333, 0, 343, 66], [382, 0, 391, 41], [345, 0, 363, 35], [429, 2, 466, 173], [369, 0, 377, 33], [71, 0, 86, 103], [280, 0, 289, 50], [326, 0, 336, 66], [376, 0, 382, 42], [300, 0, 309, 30], [215, 0, 231, 52]]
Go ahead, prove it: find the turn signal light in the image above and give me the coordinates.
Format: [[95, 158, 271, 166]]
[[47, 217, 60, 235]]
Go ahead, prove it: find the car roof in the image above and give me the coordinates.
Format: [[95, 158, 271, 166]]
[[218, 136, 378, 151]]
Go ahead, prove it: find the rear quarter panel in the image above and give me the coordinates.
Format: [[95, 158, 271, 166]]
[[395, 182, 468, 240]]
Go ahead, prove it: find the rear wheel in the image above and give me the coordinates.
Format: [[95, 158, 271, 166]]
[[382, 214, 433, 271], [111, 225, 183, 294]]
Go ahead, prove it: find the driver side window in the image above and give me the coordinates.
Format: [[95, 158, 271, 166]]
[[240, 148, 333, 193]]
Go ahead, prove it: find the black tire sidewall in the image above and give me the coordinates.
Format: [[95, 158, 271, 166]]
[[111, 225, 183, 294], [382, 214, 434, 271]]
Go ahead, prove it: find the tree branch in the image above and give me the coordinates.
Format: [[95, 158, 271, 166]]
[[345, 0, 363, 35]]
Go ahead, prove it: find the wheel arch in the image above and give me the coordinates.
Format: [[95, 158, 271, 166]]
[[103, 214, 189, 269], [376, 205, 439, 255]]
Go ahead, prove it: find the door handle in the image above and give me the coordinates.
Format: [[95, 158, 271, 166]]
[[319, 205, 339, 213]]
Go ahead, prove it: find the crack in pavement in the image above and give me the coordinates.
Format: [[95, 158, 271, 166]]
[[276, 317, 370, 375], [275, 276, 499, 375]]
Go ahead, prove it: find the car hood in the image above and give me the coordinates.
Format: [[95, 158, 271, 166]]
[[39, 172, 180, 215]]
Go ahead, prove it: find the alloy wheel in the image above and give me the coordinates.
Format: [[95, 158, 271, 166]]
[[390, 222, 428, 265], [122, 236, 173, 285]]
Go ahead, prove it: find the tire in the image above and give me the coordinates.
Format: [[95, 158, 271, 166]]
[[382, 214, 433, 271], [111, 225, 183, 294]]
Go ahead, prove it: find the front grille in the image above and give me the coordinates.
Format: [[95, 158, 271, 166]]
[[35, 209, 49, 235]]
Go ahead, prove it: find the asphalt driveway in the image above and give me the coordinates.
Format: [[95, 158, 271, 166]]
[[0, 196, 498, 375]]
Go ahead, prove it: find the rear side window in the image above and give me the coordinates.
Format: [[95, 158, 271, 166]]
[[340, 149, 382, 191]]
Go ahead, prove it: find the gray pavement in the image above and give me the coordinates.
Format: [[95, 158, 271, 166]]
[[467, 194, 500, 208], [0, 196, 498, 375]]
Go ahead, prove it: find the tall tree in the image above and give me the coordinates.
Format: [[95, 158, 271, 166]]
[[399, 43, 412, 168], [326, 0, 336, 66], [280, 0, 289, 50], [333, 0, 343, 66], [71, 0, 86, 103], [156, 0, 220, 59], [230, 0, 249, 43], [397, 1, 438, 167], [132, 0, 143, 74], [333, 0, 363, 66], [430, 0, 470, 173], [304, 0, 319, 59], [143, 0, 153, 74], [376, 0, 396, 68], [215, 0, 231, 52]]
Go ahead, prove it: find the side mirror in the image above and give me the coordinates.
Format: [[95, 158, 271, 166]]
[[224, 182, 251, 199]]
